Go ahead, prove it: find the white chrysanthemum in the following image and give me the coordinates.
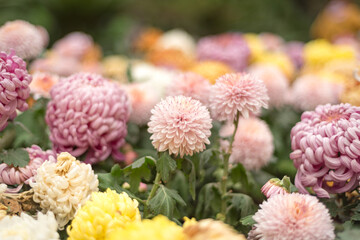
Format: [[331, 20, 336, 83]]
[[155, 29, 196, 56], [0, 212, 59, 240], [0, 184, 6, 193], [30, 152, 99, 229]]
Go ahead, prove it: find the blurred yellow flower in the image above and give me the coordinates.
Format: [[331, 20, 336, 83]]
[[243, 33, 266, 62], [189, 61, 233, 84], [254, 52, 295, 79], [102, 55, 129, 82]]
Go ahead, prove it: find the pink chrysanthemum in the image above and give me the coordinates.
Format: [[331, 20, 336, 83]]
[[230, 117, 273, 170], [0, 51, 32, 131], [289, 74, 343, 111], [167, 72, 211, 105], [30, 55, 82, 77], [261, 178, 289, 198], [290, 103, 360, 198], [210, 73, 268, 121], [52, 32, 94, 60], [252, 193, 335, 240], [0, 20, 47, 59], [259, 32, 285, 52], [0, 145, 56, 193], [248, 64, 289, 108], [284, 41, 304, 69], [196, 33, 250, 71], [46, 72, 130, 164], [148, 95, 212, 157], [30, 71, 60, 98]]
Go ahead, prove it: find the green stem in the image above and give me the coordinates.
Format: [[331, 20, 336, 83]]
[[144, 172, 161, 216]]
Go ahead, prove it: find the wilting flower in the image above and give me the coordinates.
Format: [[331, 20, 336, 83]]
[[196, 33, 250, 71], [189, 61, 233, 84], [249, 64, 289, 108], [261, 177, 290, 198], [0, 212, 59, 240], [0, 51, 32, 131], [52, 32, 94, 60], [183, 218, 246, 240], [102, 55, 129, 82], [167, 72, 211, 105], [46, 72, 130, 164], [155, 29, 196, 56], [148, 95, 212, 157], [107, 215, 185, 240], [284, 41, 304, 69], [210, 73, 268, 121], [0, 145, 56, 193], [290, 104, 360, 198], [251, 193, 335, 240], [289, 74, 343, 111], [230, 117, 274, 170], [30, 71, 60, 98], [146, 48, 194, 70], [67, 189, 140, 240], [0, 20, 47, 59], [31, 152, 99, 229]]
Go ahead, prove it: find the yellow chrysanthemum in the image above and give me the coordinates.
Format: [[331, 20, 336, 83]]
[[189, 61, 234, 84], [243, 33, 266, 62], [108, 215, 185, 240], [67, 189, 141, 240], [341, 84, 360, 106], [102, 55, 129, 82], [254, 52, 295, 79]]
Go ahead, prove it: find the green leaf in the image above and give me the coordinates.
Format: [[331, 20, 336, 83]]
[[183, 158, 196, 200], [195, 183, 221, 219], [156, 152, 176, 182], [337, 221, 360, 240], [0, 148, 30, 168], [230, 163, 248, 187], [240, 215, 256, 226], [125, 156, 156, 192], [226, 193, 257, 227]]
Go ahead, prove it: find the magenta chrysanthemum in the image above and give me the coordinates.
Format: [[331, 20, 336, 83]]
[[46, 72, 130, 164], [252, 193, 335, 240], [290, 103, 360, 198], [210, 73, 268, 121], [167, 72, 211, 105], [0, 20, 47, 59], [0, 51, 32, 131], [196, 33, 250, 71], [148, 95, 212, 157], [230, 117, 273, 170], [0, 145, 56, 193]]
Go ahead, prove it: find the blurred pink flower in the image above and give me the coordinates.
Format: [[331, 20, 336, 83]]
[[230, 117, 273, 170], [52, 32, 93, 60], [0, 20, 47, 59], [248, 64, 289, 108], [148, 95, 212, 157], [167, 72, 211, 105], [290, 103, 360, 198], [46, 72, 130, 164], [261, 178, 289, 198], [30, 71, 60, 98], [252, 193, 335, 240], [196, 33, 250, 71], [259, 32, 285, 52], [284, 41, 304, 69], [0, 51, 32, 131], [30, 55, 82, 77], [210, 73, 268, 121], [0, 145, 56, 193]]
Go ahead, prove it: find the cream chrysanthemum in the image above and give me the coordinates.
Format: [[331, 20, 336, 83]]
[[148, 95, 212, 157], [30, 152, 98, 229], [252, 193, 335, 240], [0, 212, 59, 240], [210, 73, 268, 121], [67, 189, 141, 240]]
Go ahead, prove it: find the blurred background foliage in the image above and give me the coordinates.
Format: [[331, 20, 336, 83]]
[[0, 0, 350, 55]]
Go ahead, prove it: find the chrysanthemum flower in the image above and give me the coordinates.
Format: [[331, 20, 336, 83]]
[[196, 33, 250, 71], [341, 84, 360, 106], [261, 178, 290, 198], [0, 51, 32, 131], [101, 55, 129, 82], [148, 95, 212, 157], [189, 61, 234, 84], [0, 211, 59, 240], [243, 33, 266, 62], [210, 73, 268, 121], [254, 52, 295, 79], [0, 145, 56, 193], [155, 29, 196, 56], [252, 193, 335, 240], [290, 103, 360, 198], [52, 32, 94, 60], [107, 215, 185, 240], [146, 48, 194, 70], [258, 32, 285, 52], [248, 64, 289, 108], [167, 72, 211, 105], [284, 41, 304, 69], [183, 218, 246, 240], [30, 71, 60, 98], [134, 27, 163, 53], [0, 20, 47, 59], [67, 188, 141, 240], [46, 72, 130, 164], [31, 152, 99, 229], [230, 117, 274, 170]]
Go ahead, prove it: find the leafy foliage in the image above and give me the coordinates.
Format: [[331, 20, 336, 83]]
[[0, 148, 30, 168], [156, 153, 176, 183]]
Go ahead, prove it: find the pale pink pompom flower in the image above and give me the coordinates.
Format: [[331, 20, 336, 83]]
[[0, 20, 47, 59], [148, 95, 212, 157], [0, 51, 32, 131], [52, 32, 93, 60], [167, 72, 211, 105], [251, 193, 335, 240], [230, 117, 273, 170], [30, 55, 82, 77], [290, 103, 360, 198], [0, 145, 56, 193], [248, 64, 289, 108], [210, 73, 268, 121], [46, 72, 130, 164]]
